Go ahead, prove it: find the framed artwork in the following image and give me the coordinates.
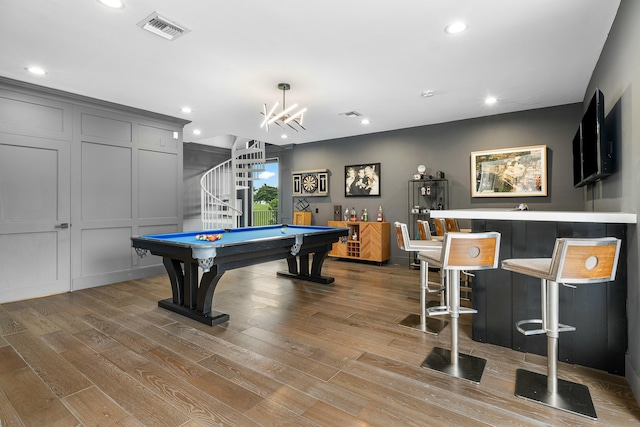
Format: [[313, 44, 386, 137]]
[[291, 169, 329, 197], [471, 145, 547, 197], [345, 163, 380, 197]]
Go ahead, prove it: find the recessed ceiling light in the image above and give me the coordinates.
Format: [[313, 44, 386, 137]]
[[25, 66, 47, 75], [361, 119, 370, 125], [281, 134, 288, 139], [97, 0, 125, 9], [181, 107, 192, 113], [445, 22, 468, 34], [421, 90, 435, 98], [192, 129, 201, 135], [485, 96, 497, 105]]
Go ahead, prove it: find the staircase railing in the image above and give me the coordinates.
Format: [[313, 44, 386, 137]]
[[200, 139, 265, 230], [233, 140, 265, 191], [200, 158, 240, 229]]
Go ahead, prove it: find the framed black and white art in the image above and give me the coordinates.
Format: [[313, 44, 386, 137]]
[[345, 163, 380, 197]]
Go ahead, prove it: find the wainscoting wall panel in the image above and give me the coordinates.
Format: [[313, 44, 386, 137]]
[[0, 77, 188, 300]]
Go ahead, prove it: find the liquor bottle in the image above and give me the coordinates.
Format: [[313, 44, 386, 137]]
[[376, 205, 384, 222], [350, 207, 357, 221], [344, 208, 349, 221], [360, 210, 364, 221], [363, 208, 368, 222]]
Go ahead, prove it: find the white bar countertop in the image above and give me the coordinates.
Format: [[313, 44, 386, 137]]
[[430, 209, 637, 224]]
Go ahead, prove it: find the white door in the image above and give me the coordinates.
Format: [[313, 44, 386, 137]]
[[0, 133, 71, 303]]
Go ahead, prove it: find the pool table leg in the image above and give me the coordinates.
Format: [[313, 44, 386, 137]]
[[277, 249, 335, 284], [310, 250, 329, 278], [162, 258, 184, 306], [158, 259, 230, 326]]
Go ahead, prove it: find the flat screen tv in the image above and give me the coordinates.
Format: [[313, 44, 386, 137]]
[[572, 89, 614, 188]]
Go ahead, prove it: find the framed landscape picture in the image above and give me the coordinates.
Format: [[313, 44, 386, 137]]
[[345, 163, 380, 197], [471, 145, 547, 197]]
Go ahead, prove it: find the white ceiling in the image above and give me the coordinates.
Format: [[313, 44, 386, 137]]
[[0, 0, 620, 148]]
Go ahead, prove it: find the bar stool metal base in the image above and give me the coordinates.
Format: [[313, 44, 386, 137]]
[[399, 313, 447, 335], [420, 347, 486, 383], [515, 369, 597, 420]]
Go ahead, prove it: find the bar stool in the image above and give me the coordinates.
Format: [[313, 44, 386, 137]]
[[501, 237, 621, 419], [421, 231, 501, 383], [433, 218, 473, 300], [417, 219, 447, 309], [393, 222, 447, 335], [432, 217, 461, 241]]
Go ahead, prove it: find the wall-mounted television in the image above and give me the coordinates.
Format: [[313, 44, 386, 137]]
[[572, 89, 614, 188]]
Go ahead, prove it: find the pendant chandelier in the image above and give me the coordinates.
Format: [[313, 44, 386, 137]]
[[260, 83, 307, 132]]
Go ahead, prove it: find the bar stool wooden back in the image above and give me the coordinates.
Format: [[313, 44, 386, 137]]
[[421, 231, 501, 383], [501, 237, 621, 420], [432, 218, 446, 240], [416, 219, 434, 241], [433, 217, 461, 237], [445, 218, 461, 233], [393, 222, 447, 334]]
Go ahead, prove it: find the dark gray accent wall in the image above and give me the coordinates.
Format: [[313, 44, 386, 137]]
[[586, 0, 640, 403], [285, 103, 584, 265]]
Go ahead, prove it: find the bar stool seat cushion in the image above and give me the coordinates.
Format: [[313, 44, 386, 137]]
[[418, 249, 442, 268], [501, 258, 552, 280]]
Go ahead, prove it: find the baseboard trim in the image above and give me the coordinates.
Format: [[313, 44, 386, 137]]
[[72, 265, 166, 291]]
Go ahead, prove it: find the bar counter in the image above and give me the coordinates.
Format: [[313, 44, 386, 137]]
[[430, 209, 636, 375], [430, 209, 636, 224]]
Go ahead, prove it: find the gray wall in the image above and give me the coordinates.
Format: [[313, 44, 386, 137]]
[[266, 144, 295, 225], [182, 143, 231, 230], [282, 103, 584, 265], [586, 0, 640, 403], [0, 77, 188, 296]]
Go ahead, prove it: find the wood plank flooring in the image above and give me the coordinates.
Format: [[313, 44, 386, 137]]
[[1, 259, 639, 426]]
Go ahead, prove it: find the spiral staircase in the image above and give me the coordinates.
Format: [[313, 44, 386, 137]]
[[200, 138, 265, 230]]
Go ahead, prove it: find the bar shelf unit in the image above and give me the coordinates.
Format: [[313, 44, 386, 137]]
[[328, 221, 390, 264], [408, 178, 448, 268]]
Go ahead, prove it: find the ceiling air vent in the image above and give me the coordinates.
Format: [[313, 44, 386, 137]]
[[339, 111, 362, 118], [137, 12, 190, 41]]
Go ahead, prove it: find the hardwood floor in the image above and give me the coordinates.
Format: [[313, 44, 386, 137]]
[[1, 259, 639, 426]]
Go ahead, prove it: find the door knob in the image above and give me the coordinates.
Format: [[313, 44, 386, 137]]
[[55, 223, 70, 229]]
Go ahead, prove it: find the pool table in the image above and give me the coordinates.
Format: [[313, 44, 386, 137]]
[[131, 224, 349, 325]]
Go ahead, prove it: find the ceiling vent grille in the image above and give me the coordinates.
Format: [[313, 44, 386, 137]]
[[339, 111, 362, 118], [137, 12, 190, 41]]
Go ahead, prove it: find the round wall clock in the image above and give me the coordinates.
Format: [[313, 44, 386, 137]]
[[302, 174, 318, 193]]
